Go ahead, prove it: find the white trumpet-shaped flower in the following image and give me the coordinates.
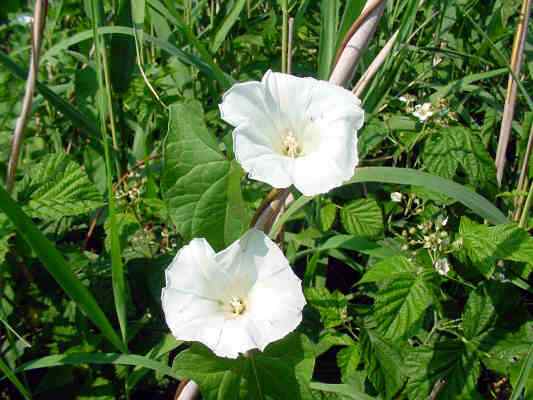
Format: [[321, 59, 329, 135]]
[[220, 70, 365, 196], [161, 229, 306, 359]]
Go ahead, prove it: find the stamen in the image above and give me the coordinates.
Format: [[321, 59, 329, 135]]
[[229, 297, 246, 316], [282, 130, 301, 158]]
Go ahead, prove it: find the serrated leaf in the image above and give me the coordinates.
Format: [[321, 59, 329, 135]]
[[305, 287, 348, 329], [423, 126, 496, 188], [340, 199, 383, 238], [173, 333, 316, 400], [360, 328, 404, 400], [371, 268, 434, 340], [21, 153, 103, 220], [161, 101, 250, 250], [0, 214, 13, 265], [337, 344, 360, 383], [463, 281, 520, 340], [405, 341, 482, 400], [459, 217, 533, 277], [477, 322, 533, 376], [358, 256, 415, 285]]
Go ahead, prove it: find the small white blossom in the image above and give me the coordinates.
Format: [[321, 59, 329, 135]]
[[161, 229, 306, 359], [390, 192, 403, 203], [14, 14, 33, 25], [220, 70, 365, 196], [434, 258, 451, 276], [413, 103, 434, 122]]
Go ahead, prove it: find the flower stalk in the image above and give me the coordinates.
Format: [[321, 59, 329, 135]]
[[5, 0, 47, 193]]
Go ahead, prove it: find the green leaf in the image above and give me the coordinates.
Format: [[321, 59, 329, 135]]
[[320, 203, 337, 231], [340, 199, 383, 238], [104, 212, 141, 252], [310, 381, 377, 400], [11, 352, 178, 379], [0, 51, 103, 153], [347, 167, 508, 225], [510, 345, 533, 400], [462, 281, 520, 340], [405, 341, 481, 400], [211, 0, 247, 53], [173, 333, 316, 400], [0, 186, 124, 352], [459, 217, 533, 277], [0, 357, 31, 400], [0, 214, 13, 265], [20, 153, 103, 220], [337, 344, 360, 383], [423, 126, 496, 188], [273, 167, 508, 237], [360, 328, 404, 400], [370, 259, 435, 339], [358, 255, 415, 285], [318, 0, 338, 79], [478, 322, 533, 375], [161, 101, 250, 250], [109, 0, 136, 93], [305, 287, 348, 328]]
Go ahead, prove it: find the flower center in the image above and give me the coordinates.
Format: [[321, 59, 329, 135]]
[[281, 130, 302, 158], [229, 297, 246, 316]]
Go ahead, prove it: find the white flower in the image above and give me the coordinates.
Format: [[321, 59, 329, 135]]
[[161, 229, 306, 359], [219, 70, 364, 196], [413, 103, 434, 122], [390, 192, 403, 203], [434, 258, 450, 276], [14, 14, 33, 25]]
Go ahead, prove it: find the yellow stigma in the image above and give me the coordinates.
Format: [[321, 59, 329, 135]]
[[229, 297, 246, 316], [281, 130, 301, 158]]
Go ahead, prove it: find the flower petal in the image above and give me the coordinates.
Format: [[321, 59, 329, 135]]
[[307, 80, 364, 125], [246, 267, 306, 350], [233, 124, 294, 188], [213, 317, 259, 358], [161, 288, 225, 350], [165, 238, 228, 300], [219, 79, 281, 132], [262, 70, 315, 130]]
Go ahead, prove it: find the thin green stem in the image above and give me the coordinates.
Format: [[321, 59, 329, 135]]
[[90, 0, 128, 348], [519, 181, 533, 228], [281, 0, 288, 73]]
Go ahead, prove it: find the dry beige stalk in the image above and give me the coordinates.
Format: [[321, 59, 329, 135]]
[[495, 0, 532, 185], [6, 0, 47, 193], [329, 0, 387, 87], [353, 30, 399, 97]]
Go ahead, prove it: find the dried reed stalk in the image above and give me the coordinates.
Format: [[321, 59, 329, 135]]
[[6, 0, 47, 193], [495, 0, 532, 185], [329, 0, 387, 87]]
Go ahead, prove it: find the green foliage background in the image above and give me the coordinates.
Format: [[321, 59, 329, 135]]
[[0, 0, 532, 399]]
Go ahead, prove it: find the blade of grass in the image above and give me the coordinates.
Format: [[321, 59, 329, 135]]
[[271, 167, 508, 237], [0, 357, 31, 400], [0, 186, 124, 352], [510, 345, 533, 400], [210, 0, 246, 53], [41, 26, 232, 88], [89, 0, 128, 348], [318, 0, 338, 79], [9, 353, 180, 381]]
